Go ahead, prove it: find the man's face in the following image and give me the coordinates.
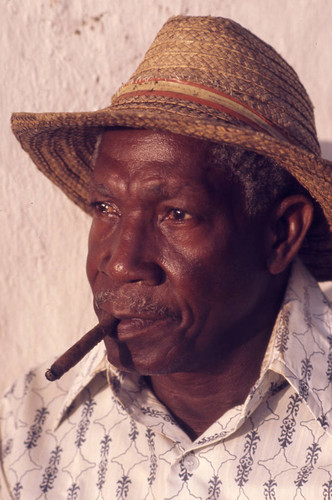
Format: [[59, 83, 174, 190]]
[[87, 129, 270, 375]]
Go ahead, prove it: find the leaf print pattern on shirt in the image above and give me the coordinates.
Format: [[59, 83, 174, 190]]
[[294, 441, 322, 488], [263, 478, 277, 500], [235, 429, 260, 487], [141, 406, 177, 424], [40, 445, 63, 493], [23, 370, 36, 396], [146, 428, 157, 486], [97, 434, 112, 491], [67, 482, 80, 500], [179, 457, 193, 483], [207, 474, 222, 499], [129, 419, 139, 442], [75, 396, 96, 448], [323, 479, 332, 499], [275, 309, 290, 353], [327, 336, 332, 383], [13, 482, 23, 500], [24, 407, 49, 449], [298, 358, 313, 401], [116, 475, 132, 499], [278, 392, 302, 448], [2, 438, 13, 459]]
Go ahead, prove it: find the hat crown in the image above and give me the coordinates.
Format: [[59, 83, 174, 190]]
[[113, 16, 320, 156]]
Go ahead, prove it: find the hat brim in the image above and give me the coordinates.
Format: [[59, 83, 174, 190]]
[[11, 107, 332, 280]]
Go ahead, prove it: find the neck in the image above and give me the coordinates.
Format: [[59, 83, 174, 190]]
[[149, 272, 288, 440], [149, 324, 271, 440]]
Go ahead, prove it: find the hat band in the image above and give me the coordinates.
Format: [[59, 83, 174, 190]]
[[116, 79, 293, 144]]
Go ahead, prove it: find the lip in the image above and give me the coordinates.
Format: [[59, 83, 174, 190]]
[[115, 315, 179, 341]]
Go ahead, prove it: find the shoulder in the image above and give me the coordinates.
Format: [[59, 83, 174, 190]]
[[0, 357, 117, 497], [1, 359, 76, 429]]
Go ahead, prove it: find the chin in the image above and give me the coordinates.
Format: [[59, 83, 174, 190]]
[[104, 337, 191, 376]]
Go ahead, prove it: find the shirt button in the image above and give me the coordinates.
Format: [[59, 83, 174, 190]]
[[183, 454, 199, 471]]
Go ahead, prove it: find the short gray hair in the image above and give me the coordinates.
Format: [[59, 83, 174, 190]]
[[207, 143, 306, 216]]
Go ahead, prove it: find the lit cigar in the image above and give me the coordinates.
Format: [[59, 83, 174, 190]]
[[45, 317, 117, 381]]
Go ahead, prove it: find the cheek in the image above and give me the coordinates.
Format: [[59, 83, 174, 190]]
[[161, 219, 231, 271], [86, 221, 102, 286], [160, 232, 232, 313], [86, 253, 95, 288], [172, 228, 261, 310]]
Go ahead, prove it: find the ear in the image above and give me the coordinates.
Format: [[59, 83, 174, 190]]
[[266, 195, 314, 275]]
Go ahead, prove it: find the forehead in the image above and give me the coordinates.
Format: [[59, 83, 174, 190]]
[[90, 129, 244, 212], [91, 129, 214, 190], [95, 128, 210, 170]]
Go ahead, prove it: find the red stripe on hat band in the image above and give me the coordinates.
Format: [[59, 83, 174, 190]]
[[116, 79, 294, 144], [118, 89, 270, 136], [144, 78, 269, 119]]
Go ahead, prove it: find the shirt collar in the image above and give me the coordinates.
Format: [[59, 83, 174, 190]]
[[53, 338, 108, 429], [54, 259, 332, 437], [264, 259, 332, 435]]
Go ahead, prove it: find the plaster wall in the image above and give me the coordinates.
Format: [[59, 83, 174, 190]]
[[1, 0, 331, 395]]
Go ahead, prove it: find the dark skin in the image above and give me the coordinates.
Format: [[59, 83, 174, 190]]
[[86, 129, 313, 439]]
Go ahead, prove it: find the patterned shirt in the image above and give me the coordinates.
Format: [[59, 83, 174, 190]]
[[1, 260, 332, 500]]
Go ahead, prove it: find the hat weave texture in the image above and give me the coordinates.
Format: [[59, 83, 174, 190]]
[[11, 16, 332, 280]]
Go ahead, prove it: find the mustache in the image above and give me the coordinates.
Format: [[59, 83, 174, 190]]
[[94, 289, 180, 320]]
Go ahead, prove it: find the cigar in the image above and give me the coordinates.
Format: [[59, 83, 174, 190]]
[[45, 317, 117, 381]]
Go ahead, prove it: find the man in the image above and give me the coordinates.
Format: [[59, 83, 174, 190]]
[[1, 15, 331, 499]]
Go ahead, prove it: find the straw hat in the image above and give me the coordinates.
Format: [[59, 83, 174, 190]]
[[11, 16, 332, 280]]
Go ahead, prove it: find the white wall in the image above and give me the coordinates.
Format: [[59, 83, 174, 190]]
[[1, 0, 331, 395]]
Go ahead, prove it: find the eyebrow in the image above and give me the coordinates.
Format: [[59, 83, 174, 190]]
[[88, 179, 195, 200], [88, 182, 113, 197]]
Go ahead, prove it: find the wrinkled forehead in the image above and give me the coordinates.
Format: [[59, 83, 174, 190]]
[[89, 127, 240, 206], [91, 127, 234, 182], [93, 127, 212, 162], [91, 128, 214, 181]]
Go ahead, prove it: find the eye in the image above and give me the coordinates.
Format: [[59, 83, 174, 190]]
[[166, 208, 193, 222], [90, 201, 120, 218]]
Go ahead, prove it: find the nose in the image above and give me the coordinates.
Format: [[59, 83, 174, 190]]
[[98, 216, 164, 286]]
